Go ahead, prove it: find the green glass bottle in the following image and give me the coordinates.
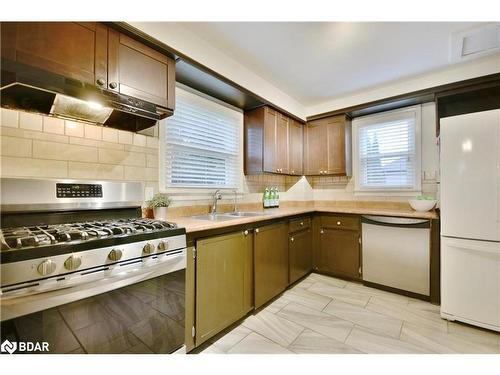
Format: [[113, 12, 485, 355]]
[[263, 187, 270, 209]]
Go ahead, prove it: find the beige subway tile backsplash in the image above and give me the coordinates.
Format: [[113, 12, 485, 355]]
[[124, 165, 146, 181], [1, 156, 68, 178], [133, 133, 147, 147], [65, 120, 84, 137], [68, 161, 125, 180], [118, 130, 133, 145], [43, 117, 65, 135], [1, 110, 159, 188], [146, 136, 159, 149], [33, 140, 98, 162], [19, 112, 43, 131], [2, 126, 69, 143], [84, 124, 102, 140], [1, 108, 19, 128], [102, 127, 118, 143], [146, 153, 158, 168], [69, 136, 124, 151], [98, 148, 146, 167], [0, 136, 32, 157]]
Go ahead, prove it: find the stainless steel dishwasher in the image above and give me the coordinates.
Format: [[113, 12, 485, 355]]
[[361, 215, 430, 296]]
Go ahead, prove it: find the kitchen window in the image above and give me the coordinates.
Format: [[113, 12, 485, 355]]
[[352, 105, 422, 193], [161, 87, 242, 189]]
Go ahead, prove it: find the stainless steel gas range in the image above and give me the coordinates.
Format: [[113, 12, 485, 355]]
[[0, 178, 186, 354]]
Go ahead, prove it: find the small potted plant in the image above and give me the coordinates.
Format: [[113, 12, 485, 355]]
[[147, 193, 171, 221]]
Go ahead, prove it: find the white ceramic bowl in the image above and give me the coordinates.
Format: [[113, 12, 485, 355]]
[[409, 199, 437, 212]]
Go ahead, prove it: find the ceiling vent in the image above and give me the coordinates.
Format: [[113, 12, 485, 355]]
[[450, 23, 500, 63]]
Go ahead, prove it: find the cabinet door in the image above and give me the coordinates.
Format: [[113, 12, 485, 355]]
[[305, 119, 328, 175], [195, 231, 249, 346], [276, 113, 290, 174], [1, 22, 107, 86], [108, 30, 175, 109], [263, 107, 278, 173], [318, 228, 360, 279], [289, 119, 303, 175], [289, 228, 312, 284], [254, 222, 288, 308], [326, 116, 347, 174]]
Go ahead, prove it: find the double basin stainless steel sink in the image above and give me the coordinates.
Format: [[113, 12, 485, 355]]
[[191, 211, 264, 222]]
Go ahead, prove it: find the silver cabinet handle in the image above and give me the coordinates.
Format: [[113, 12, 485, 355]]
[[290, 237, 294, 242], [300, 222, 304, 226], [244, 230, 249, 236], [96, 78, 106, 86], [109, 82, 118, 89], [255, 228, 259, 234], [320, 229, 324, 234], [337, 221, 341, 226]]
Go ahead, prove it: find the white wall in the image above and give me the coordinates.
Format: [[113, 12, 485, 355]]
[[129, 22, 499, 122], [306, 55, 500, 117], [130, 22, 307, 120]]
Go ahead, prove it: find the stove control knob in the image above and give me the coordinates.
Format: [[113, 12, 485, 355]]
[[108, 249, 123, 262], [37, 259, 56, 276], [157, 241, 169, 252], [64, 255, 82, 271], [143, 243, 155, 254]]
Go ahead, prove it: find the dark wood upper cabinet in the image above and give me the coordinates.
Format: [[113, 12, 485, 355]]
[[244, 106, 304, 175], [288, 118, 304, 175], [1, 22, 108, 86], [1, 22, 175, 111], [305, 114, 352, 176], [108, 30, 175, 110]]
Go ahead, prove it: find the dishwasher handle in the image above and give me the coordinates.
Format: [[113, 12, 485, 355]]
[[361, 215, 430, 229]]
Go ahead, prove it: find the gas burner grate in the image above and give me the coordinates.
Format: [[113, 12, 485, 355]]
[[0, 218, 177, 251]]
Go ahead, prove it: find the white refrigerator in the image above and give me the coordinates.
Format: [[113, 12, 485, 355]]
[[440, 109, 500, 332]]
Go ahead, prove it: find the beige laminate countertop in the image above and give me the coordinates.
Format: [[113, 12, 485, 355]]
[[172, 203, 439, 235]]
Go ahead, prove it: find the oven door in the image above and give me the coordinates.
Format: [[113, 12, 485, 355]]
[[0, 249, 186, 354]]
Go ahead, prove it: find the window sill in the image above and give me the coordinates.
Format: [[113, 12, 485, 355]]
[[354, 190, 422, 197]]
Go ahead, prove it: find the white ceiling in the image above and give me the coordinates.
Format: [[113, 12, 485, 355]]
[[181, 22, 485, 106]]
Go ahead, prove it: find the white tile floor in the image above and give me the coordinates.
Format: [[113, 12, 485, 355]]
[[200, 273, 500, 354]]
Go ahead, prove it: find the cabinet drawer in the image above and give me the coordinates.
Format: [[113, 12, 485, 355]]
[[321, 215, 359, 231], [289, 217, 311, 233]]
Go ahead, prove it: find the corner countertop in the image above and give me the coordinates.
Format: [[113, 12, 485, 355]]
[[170, 201, 439, 235]]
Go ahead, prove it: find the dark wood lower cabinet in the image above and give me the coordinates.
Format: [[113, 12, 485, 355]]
[[316, 215, 361, 280], [195, 231, 253, 346], [289, 228, 312, 284], [254, 222, 288, 309]]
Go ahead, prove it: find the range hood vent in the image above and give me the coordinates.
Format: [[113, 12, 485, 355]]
[[1, 59, 173, 132]]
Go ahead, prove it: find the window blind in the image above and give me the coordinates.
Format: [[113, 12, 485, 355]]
[[164, 91, 241, 188], [355, 108, 420, 191]]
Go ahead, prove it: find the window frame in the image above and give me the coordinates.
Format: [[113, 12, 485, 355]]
[[159, 85, 244, 194], [352, 105, 422, 195]]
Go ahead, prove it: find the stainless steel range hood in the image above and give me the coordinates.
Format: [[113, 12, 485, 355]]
[[1, 59, 173, 132]]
